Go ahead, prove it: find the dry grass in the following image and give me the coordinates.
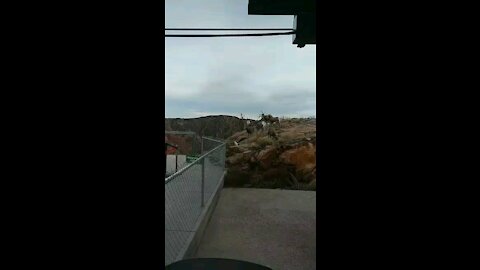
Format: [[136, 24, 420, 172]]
[[278, 130, 304, 143], [255, 136, 275, 148]]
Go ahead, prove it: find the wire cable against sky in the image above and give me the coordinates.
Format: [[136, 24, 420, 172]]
[[165, 31, 295, 38], [165, 28, 294, 31], [165, 27, 295, 38]]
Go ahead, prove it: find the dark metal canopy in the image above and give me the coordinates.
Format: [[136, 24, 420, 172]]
[[248, 0, 315, 15], [248, 0, 316, 48]]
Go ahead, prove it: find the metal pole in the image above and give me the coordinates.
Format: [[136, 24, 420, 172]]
[[201, 157, 205, 207], [164, 143, 167, 177], [175, 155, 178, 173], [201, 136, 204, 154], [191, 133, 195, 156]]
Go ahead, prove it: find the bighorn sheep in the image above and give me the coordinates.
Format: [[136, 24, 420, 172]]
[[260, 113, 280, 125]]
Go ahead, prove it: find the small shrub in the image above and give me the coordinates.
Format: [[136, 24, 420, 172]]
[[255, 136, 275, 148], [244, 132, 262, 144]]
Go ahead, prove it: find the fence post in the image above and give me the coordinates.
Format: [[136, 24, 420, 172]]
[[201, 156, 205, 207], [164, 143, 167, 177], [192, 133, 195, 156]]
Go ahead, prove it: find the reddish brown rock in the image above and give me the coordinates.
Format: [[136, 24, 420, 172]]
[[227, 153, 247, 165], [256, 146, 278, 169], [279, 143, 316, 182]]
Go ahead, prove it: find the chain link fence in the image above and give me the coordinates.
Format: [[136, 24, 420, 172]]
[[201, 136, 224, 154], [165, 137, 226, 266]]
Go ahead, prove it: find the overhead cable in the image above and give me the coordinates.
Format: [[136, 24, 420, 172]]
[[165, 31, 295, 38], [165, 28, 294, 31]]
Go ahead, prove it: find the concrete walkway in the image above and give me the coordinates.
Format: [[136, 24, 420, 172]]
[[194, 188, 316, 270]]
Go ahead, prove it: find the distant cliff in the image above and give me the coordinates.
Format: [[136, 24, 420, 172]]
[[165, 115, 250, 155], [165, 115, 250, 139]]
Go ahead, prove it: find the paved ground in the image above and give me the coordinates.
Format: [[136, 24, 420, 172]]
[[194, 188, 316, 270]]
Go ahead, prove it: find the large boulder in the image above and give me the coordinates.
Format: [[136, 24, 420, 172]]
[[226, 152, 247, 165], [256, 146, 278, 169], [226, 145, 243, 156], [279, 143, 316, 182]]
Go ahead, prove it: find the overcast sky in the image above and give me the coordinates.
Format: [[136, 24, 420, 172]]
[[165, 0, 316, 119]]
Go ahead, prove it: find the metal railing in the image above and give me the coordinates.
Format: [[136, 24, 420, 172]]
[[165, 136, 226, 266], [201, 136, 224, 154]]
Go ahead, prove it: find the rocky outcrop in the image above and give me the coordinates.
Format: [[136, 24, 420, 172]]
[[224, 118, 316, 190], [165, 115, 317, 190]]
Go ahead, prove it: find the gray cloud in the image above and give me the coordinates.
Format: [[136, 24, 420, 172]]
[[165, 0, 316, 119], [166, 74, 315, 119]]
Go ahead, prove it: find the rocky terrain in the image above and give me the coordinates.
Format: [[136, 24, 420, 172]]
[[224, 118, 316, 190], [165, 115, 317, 191]]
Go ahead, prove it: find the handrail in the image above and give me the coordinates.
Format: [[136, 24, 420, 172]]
[[165, 131, 196, 136], [202, 136, 224, 144]]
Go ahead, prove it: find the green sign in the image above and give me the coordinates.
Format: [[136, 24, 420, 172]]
[[186, 155, 199, 163]]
